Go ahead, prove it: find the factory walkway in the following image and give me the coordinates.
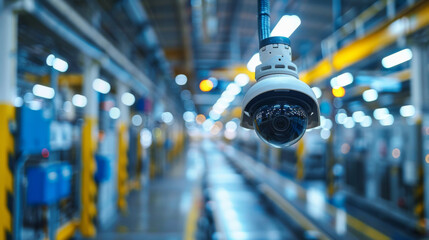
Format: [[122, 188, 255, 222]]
[[95, 141, 204, 240]]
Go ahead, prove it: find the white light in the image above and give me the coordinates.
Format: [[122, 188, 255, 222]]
[[234, 73, 250, 87], [330, 72, 353, 88], [247, 53, 261, 72], [226, 83, 241, 95], [335, 112, 347, 124], [175, 74, 188, 86], [344, 117, 355, 129], [400, 105, 415, 117], [132, 115, 143, 126], [92, 78, 111, 94], [382, 48, 412, 68], [311, 87, 322, 99], [161, 112, 174, 124], [202, 119, 214, 131], [352, 111, 365, 123], [362, 89, 378, 102], [63, 101, 72, 112], [224, 129, 237, 140], [140, 128, 152, 148], [221, 94, 235, 103], [213, 104, 227, 113], [52, 58, 69, 72], [271, 15, 301, 38], [322, 118, 333, 130], [33, 84, 55, 99], [183, 111, 196, 122], [109, 107, 121, 119], [46, 54, 55, 66], [29, 100, 42, 110], [320, 129, 331, 140], [360, 116, 372, 127], [380, 114, 394, 126], [209, 110, 221, 120], [72, 94, 87, 107], [121, 92, 135, 106], [225, 121, 237, 132], [14, 97, 23, 107], [373, 108, 389, 120]]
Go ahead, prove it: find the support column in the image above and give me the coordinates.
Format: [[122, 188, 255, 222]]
[[0, 6, 17, 240], [117, 83, 129, 212], [80, 56, 99, 237], [410, 44, 428, 232]]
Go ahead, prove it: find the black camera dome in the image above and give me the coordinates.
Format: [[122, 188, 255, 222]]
[[253, 103, 308, 148]]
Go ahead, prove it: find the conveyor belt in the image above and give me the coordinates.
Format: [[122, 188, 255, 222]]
[[221, 143, 422, 240]]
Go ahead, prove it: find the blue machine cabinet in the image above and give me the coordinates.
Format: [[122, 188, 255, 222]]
[[55, 162, 72, 199], [27, 164, 59, 205]]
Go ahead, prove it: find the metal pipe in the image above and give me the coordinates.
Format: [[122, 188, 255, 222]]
[[258, 0, 271, 44], [25, 2, 149, 95], [44, 0, 155, 94]]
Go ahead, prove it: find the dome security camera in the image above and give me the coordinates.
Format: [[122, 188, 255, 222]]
[[240, 37, 320, 148]]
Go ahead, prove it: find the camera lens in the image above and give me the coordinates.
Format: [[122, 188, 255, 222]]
[[253, 104, 308, 148]]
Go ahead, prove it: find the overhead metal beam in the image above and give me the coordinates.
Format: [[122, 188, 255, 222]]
[[301, 0, 429, 85], [43, 0, 157, 95]]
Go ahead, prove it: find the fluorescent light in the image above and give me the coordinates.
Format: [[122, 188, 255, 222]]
[[46, 54, 55, 66], [311, 87, 322, 99], [380, 114, 394, 126], [330, 72, 353, 88], [362, 89, 378, 102], [400, 105, 415, 117], [161, 112, 174, 124], [360, 116, 372, 127], [225, 121, 237, 132], [234, 73, 250, 87], [140, 128, 152, 148], [109, 107, 121, 119], [52, 58, 68, 72], [382, 48, 412, 68], [335, 112, 347, 124], [131, 115, 143, 126], [271, 15, 301, 38], [226, 83, 241, 95], [121, 92, 135, 106], [344, 117, 355, 128], [175, 74, 188, 86], [322, 118, 333, 130], [92, 78, 111, 94], [247, 53, 261, 72], [320, 129, 331, 140], [373, 108, 389, 120], [352, 111, 365, 122], [183, 111, 196, 122], [202, 119, 214, 131], [72, 94, 87, 107], [33, 84, 55, 99], [209, 110, 221, 120], [29, 100, 42, 110], [14, 97, 23, 107]]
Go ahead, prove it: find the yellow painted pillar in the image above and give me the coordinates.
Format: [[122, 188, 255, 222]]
[[116, 84, 129, 212], [0, 5, 17, 240], [80, 57, 99, 237], [295, 140, 305, 180]]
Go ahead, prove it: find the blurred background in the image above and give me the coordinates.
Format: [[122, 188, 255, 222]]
[[1, 0, 429, 239]]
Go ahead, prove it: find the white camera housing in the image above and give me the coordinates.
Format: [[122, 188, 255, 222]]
[[241, 39, 320, 147]]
